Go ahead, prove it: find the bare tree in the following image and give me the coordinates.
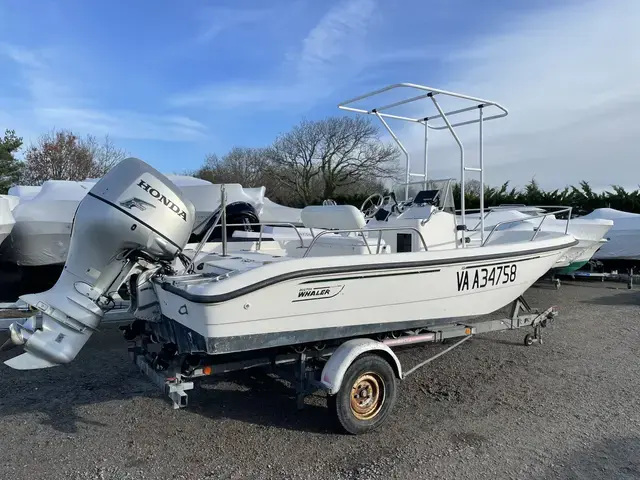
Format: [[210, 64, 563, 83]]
[[197, 147, 269, 185], [267, 116, 401, 203], [266, 119, 324, 205], [193, 147, 292, 203], [317, 116, 400, 199], [189, 116, 402, 206], [22, 129, 128, 185], [84, 134, 128, 176]]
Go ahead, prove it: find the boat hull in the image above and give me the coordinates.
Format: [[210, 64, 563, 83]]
[[552, 240, 606, 275], [154, 237, 575, 355]]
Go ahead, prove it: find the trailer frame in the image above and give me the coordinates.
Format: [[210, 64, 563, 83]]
[[127, 295, 557, 434]]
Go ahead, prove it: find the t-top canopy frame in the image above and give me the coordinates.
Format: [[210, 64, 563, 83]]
[[338, 83, 508, 246]]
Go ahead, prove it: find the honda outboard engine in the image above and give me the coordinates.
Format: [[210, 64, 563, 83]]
[[3, 157, 195, 370]]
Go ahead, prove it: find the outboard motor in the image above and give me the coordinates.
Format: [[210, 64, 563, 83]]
[[3, 157, 195, 370]]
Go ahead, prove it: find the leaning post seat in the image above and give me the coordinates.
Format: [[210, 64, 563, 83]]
[[301, 204, 367, 231], [294, 204, 389, 256]]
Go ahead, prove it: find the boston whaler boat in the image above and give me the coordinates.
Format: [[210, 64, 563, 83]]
[[2, 83, 577, 434]]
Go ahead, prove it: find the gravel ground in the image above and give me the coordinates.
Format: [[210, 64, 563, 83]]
[[1, 281, 639, 480]]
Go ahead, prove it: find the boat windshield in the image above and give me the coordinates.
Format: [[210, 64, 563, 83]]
[[392, 178, 456, 214]]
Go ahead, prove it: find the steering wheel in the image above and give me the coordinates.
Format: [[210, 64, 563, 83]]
[[360, 193, 385, 218]]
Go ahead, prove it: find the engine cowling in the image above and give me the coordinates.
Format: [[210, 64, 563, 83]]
[[4, 157, 195, 370]]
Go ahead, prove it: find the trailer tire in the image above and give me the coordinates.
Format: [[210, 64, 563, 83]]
[[328, 353, 397, 435]]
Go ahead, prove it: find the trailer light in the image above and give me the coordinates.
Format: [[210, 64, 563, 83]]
[[203, 366, 212, 375]]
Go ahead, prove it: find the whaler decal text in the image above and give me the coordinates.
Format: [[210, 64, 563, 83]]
[[457, 264, 517, 292], [137, 179, 187, 222], [293, 285, 344, 302]]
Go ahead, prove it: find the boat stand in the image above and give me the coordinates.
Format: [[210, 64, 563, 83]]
[[129, 296, 558, 413]]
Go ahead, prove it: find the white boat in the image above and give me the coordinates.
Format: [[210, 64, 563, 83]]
[[581, 208, 640, 261], [462, 206, 614, 274], [0, 180, 95, 266], [2, 83, 577, 433], [7, 185, 41, 202]]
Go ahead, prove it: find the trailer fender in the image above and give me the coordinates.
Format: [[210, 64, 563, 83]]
[[320, 338, 402, 395]]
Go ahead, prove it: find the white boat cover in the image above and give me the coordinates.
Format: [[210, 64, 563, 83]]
[[259, 198, 303, 225], [0, 195, 16, 247], [582, 208, 640, 260], [2, 181, 94, 265], [0, 194, 20, 211], [165, 175, 213, 187], [8, 185, 41, 202], [242, 188, 303, 225]]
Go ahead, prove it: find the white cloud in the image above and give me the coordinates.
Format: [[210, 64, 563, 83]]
[[195, 7, 272, 44], [0, 43, 207, 144], [296, 0, 375, 80], [380, 0, 640, 190], [0, 42, 47, 69], [169, 0, 378, 111], [35, 108, 207, 141]]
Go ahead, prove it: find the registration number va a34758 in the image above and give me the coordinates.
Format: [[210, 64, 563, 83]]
[[456, 264, 517, 292]]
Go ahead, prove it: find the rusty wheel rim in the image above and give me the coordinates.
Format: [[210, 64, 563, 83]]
[[350, 372, 385, 420]]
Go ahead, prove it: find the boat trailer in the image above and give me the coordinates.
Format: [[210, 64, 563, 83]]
[[128, 296, 558, 435]]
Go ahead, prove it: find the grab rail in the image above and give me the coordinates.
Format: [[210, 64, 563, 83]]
[[481, 207, 573, 246], [182, 221, 307, 273], [184, 208, 223, 273], [303, 226, 429, 258], [462, 204, 572, 234], [223, 222, 306, 250]]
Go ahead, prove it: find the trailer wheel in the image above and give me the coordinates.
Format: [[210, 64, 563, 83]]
[[328, 353, 397, 435], [524, 334, 534, 346]]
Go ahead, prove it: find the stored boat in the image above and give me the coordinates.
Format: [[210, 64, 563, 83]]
[[0, 180, 95, 267], [0, 195, 17, 249], [7, 185, 41, 202], [582, 208, 640, 261], [462, 206, 613, 274], [2, 83, 577, 434]]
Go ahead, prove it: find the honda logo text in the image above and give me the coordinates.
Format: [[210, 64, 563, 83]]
[[137, 179, 187, 221]]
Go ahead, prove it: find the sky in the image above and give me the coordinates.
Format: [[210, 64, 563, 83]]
[[0, 0, 637, 191]]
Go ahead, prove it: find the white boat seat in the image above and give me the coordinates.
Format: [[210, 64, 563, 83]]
[[301, 205, 366, 231], [283, 234, 390, 257]]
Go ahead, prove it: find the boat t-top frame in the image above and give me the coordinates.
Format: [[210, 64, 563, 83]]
[[338, 82, 509, 245]]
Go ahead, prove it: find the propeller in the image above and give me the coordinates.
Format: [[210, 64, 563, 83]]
[[0, 313, 40, 352]]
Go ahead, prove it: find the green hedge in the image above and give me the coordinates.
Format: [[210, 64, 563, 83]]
[[301, 180, 640, 215]]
